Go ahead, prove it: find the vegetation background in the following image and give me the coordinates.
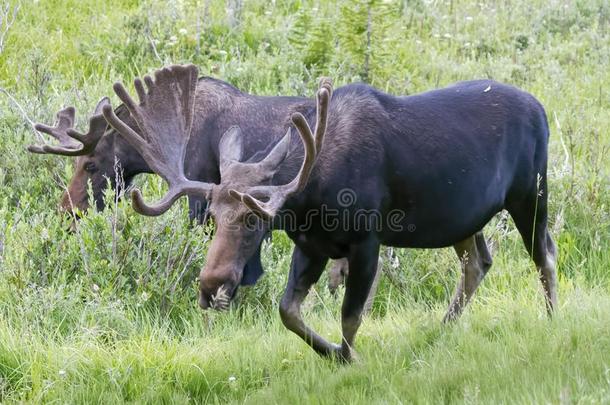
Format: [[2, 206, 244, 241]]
[[0, 0, 608, 403]]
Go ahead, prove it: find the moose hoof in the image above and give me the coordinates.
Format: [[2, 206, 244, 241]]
[[328, 344, 355, 364]]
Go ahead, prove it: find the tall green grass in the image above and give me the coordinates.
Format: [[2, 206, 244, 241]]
[[0, 0, 608, 403]]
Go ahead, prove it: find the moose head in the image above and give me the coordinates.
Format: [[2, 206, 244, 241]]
[[28, 100, 147, 216], [101, 64, 331, 309]]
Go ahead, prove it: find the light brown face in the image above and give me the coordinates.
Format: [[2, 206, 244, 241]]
[[58, 133, 122, 224], [197, 128, 292, 310], [198, 183, 269, 309], [60, 155, 97, 215]]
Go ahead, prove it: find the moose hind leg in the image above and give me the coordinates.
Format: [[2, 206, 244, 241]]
[[443, 232, 492, 323], [522, 228, 557, 314], [508, 195, 558, 315], [535, 229, 558, 314], [279, 247, 338, 356], [328, 258, 349, 295], [328, 257, 382, 315]]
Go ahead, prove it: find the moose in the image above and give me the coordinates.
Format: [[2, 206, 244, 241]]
[[28, 74, 356, 288], [96, 64, 556, 362]]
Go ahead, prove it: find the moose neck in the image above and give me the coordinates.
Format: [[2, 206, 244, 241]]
[[111, 134, 153, 178]]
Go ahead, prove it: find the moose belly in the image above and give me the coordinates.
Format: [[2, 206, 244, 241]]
[[290, 188, 505, 252], [378, 173, 508, 248], [379, 205, 501, 248]]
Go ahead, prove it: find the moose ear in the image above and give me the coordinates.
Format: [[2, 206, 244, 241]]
[[219, 126, 244, 170], [258, 128, 291, 172]]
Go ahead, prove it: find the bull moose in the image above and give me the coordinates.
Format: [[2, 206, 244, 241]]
[[100, 64, 556, 362]]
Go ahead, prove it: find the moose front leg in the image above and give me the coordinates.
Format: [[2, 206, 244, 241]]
[[279, 246, 338, 356], [339, 237, 381, 362]]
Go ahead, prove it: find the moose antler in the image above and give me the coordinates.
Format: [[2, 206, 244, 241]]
[[28, 97, 110, 156], [229, 77, 333, 220], [101, 64, 214, 216]]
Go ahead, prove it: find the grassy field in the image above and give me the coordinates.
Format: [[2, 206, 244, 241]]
[[0, 0, 609, 403]]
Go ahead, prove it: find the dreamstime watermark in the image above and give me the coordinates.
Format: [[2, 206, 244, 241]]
[[195, 188, 417, 234]]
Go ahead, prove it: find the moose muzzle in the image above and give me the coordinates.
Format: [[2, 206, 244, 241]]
[[198, 269, 241, 311]]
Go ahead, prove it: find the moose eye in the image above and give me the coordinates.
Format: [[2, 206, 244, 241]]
[[84, 162, 97, 173]]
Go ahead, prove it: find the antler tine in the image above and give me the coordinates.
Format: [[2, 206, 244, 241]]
[[28, 98, 110, 156], [105, 82, 147, 149], [102, 64, 214, 217], [315, 77, 332, 153], [288, 113, 317, 193], [134, 78, 147, 103], [279, 77, 332, 194], [231, 78, 333, 220], [34, 106, 76, 142]]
